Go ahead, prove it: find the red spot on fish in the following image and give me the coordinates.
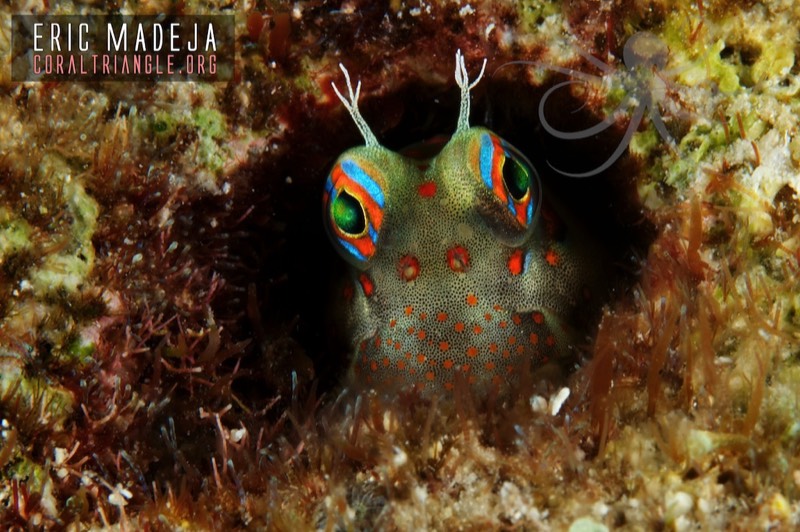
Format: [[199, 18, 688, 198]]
[[359, 273, 374, 297], [342, 283, 354, 301], [418, 181, 437, 197], [398, 255, 420, 282], [447, 246, 470, 273]]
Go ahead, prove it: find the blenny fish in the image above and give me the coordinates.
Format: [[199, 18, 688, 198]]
[[324, 51, 597, 395]]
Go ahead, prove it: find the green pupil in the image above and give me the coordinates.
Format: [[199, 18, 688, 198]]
[[332, 190, 366, 235], [502, 154, 530, 201]]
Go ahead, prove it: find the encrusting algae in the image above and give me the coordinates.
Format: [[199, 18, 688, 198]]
[[1, 0, 800, 529]]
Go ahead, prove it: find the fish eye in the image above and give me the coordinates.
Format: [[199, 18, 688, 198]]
[[502, 152, 531, 202], [332, 189, 367, 236], [323, 154, 387, 267], [471, 130, 540, 242]]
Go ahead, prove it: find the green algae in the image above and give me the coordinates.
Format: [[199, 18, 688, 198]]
[[192, 107, 229, 173], [27, 157, 99, 296], [656, 120, 725, 189], [752, 40, 796, 86], [0, 354, 75, 432], [516, 0, 561, 34], [149, 110, 180, 140], [629, 128, 660, 158], [139, 106, 230, 175], [660, 8, 740, 93], [64, 337, 96, 367], [0, 208, 33, 257], [6, 454, 48, 494], [569, 516, 609, 532], [193, 107, 226, 140]]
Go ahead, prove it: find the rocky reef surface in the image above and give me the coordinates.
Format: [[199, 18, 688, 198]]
[[1, 0, 799, 529]]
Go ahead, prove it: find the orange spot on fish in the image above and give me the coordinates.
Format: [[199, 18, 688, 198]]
[[437, 312, 448, 322], [454, 322, 465, 333], [507, 249, 524, 275], [466, 293, 478, 306], [545, 248, 560, 266]]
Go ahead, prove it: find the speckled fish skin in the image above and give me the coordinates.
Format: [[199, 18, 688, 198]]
[[324, 53, 600, 395], [324, 126, 597, 395]]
